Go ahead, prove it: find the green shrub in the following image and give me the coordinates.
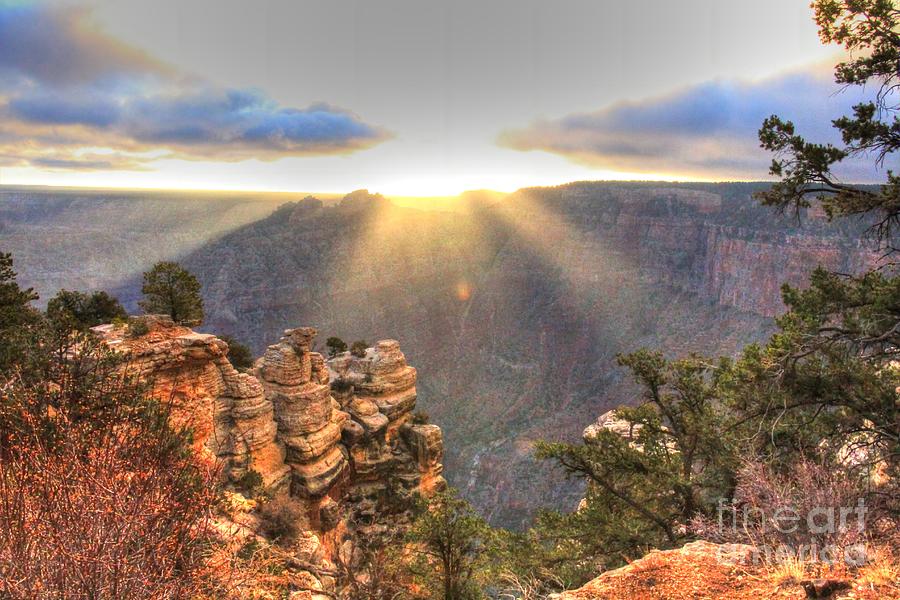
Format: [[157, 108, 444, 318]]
[[331, 378, 353, 393], [46, 289, 128, 330], [411, 411, 430, 425], [236, 538, 263, 561], [126, 317, 150, 338], [326, 336, 348, 358], [220, 335, 255, 371], [350, 340, 368, 358], [235, 468, 265, 498]]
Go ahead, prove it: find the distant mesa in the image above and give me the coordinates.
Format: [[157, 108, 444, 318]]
[[337, 189, 390, 211]]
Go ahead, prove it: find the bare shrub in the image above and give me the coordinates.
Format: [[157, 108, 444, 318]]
[[495, 570, 565, 600], [0, 328, 217, 599], [692, 457, 898, 566], [200, 539, 293, 599], [258, 496, 306, 546]]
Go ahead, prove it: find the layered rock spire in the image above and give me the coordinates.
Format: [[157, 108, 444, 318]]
[[93, 315, 444, 528], [258, 327, 348, 498]]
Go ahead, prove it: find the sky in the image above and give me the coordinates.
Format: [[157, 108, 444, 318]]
[[0, 0, 874, 195]]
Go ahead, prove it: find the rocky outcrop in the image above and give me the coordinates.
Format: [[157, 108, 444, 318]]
[[582, 410, 637, 442], [96, 317, 443, 506], [257, 327, 349, 499], [94, 316, 444, 594], [551, 539, 897, 600], [328, 340, 446, 520], [93, 316, 291, 489], [552, 541, 759, 599]]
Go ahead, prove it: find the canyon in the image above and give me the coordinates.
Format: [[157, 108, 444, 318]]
[[0, 182, 880, 528]]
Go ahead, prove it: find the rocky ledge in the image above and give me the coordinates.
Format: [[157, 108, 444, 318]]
[[552, 540, 897, 600], [552, 541, 758, 600]]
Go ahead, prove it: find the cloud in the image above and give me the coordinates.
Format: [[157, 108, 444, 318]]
[[0, 4, 167, 87], [10, 92, 123, 127], [500, 66, 882, 181], [0, 3, 388, 170], [29, 156, 148, 171]]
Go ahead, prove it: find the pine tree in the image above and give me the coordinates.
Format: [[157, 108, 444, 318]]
[[138, 261, 204, 325], [0, 252, 41, 372], [406, 490, 492, 600], [46, 289, 127, 330]]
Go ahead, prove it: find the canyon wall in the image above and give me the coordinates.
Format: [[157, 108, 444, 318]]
[[506, 183, 879, 317], [0, 187, 307, 303]]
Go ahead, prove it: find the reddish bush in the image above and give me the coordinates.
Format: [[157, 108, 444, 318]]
[[0, 328, 217, 599], [692, 457, 898, 564]]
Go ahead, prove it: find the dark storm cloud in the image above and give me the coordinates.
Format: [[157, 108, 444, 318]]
[[500, 67, 882, 181], [0, 3, 387, 170]]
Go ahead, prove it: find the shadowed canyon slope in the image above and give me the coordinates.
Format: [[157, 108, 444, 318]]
[[0, 182, 879, 527], [0, 187, 332, 303]]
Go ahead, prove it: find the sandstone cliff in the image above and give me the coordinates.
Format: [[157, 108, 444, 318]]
[[92, 315, 445, 595]]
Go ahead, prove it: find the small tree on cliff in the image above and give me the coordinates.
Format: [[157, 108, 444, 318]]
[[406, 490, 493, 600], [0, 252, 41, 372], [139, 261, 204, 325], [46, 289, 127, 330], [220, 334, 255, 371], [326, 336, 348, 358], [534, 351, 737, 577]]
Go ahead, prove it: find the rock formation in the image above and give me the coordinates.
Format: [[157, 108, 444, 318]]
[[93, 316, 290, 489], [92, 316, 445, 595], [328, 340, 446, 516], [257, 327, 348, 500]]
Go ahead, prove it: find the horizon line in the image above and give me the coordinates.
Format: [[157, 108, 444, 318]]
[[0, 179, 795, 200]]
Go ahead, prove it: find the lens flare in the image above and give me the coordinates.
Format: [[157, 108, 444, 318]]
[[455, 280, 472, 302]]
